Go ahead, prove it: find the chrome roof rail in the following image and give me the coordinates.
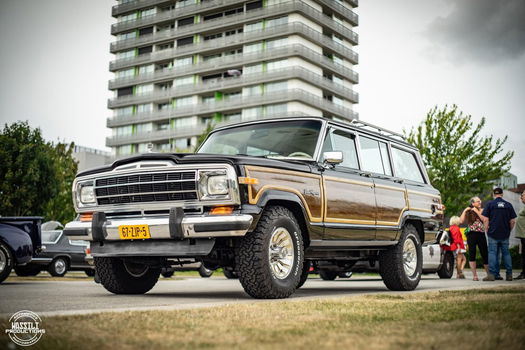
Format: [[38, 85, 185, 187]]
[[349, 119, 406, 141]]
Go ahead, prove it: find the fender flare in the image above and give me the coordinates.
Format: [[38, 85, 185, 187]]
[[249, 189, 314, 240]]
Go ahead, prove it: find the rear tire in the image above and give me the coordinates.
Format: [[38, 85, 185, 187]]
[[319, 270, 338, 281], [223, 268, 238, 279], [437, 251, 454, 279], [0, 242, 14, 283], [198, 265, 214, 278], [95, 257, 160, 294], [338, 271, 353, 279], [161, 268, 175, 278], [48, 257, 68, 277], [236, 206, 304, 299], [379, 224, 422, 291], [15, 265, 41, 276], [84, 269, 96, 277]]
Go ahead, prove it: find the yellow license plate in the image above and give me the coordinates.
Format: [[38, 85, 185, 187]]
[[118, 225, 151, 240]]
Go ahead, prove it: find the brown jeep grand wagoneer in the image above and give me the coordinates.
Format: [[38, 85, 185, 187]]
[[65, 117, 445, 298]]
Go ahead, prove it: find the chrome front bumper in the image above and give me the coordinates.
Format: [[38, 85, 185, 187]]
[[64, 213, 253, 241]]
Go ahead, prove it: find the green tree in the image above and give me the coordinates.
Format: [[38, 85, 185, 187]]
[[0, 121, 78, 223], [405, 105, 513, 217], [44, 141, 78, 223], [194, 122, 215, 152]]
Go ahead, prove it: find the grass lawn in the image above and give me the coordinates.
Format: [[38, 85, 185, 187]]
[[1, 286, 524, 350]]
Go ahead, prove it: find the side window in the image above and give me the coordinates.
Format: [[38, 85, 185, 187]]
[[391, 147, 425, 183], [322, 128, 359, 169], [359, 136, 392, 176]]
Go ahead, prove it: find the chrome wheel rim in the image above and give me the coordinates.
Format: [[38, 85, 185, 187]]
[[403, 239, 417, 277], [124, 261, 148, 277], [0, 249, 6, 273], [268, 227, 295, 279], [54, 259, 66, 275]]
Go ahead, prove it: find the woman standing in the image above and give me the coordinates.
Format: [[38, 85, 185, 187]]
[[460, 196, 489, 281]]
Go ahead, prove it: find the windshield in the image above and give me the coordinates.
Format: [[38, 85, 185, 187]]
[[197, 120, 322, 159], [42, 230, 62, 244]]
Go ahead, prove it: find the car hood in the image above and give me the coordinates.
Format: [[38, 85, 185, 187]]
[[76, 153, 318, 177]]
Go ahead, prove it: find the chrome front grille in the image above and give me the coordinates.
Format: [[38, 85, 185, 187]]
[[95, 171, 197, 205]]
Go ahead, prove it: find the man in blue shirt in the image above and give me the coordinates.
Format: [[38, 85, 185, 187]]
[[481, 188, 517, 281]]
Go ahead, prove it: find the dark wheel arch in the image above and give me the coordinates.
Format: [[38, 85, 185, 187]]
[[254, 190, 314, 248]]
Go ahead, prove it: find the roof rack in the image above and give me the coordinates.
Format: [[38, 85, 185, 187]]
[[349, 119, 406, 141]]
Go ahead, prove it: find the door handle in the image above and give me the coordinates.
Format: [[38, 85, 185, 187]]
[[394, 178, 404, 184], [360, 172, 372, 177]]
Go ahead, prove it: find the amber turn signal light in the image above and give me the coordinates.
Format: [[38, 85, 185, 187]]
[[238, 177, 259, 185], [80, 213, 93, 222], [210, 206, 234, 215]]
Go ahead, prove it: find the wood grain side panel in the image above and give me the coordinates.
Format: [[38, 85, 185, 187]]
[[374, 184, 407, 225], [323, 176, 376, 225], [245, 166, 323, 222]]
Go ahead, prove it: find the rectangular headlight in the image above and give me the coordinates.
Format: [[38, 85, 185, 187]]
[[79, 183, 96, 204], [198, 170, 229, 200]]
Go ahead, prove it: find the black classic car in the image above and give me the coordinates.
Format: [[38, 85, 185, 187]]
[[65, 117, 446, 298], [0, 216, 43, 283], [14, 221, 94, 277]]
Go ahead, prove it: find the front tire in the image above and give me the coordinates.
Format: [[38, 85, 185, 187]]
[[95, 257, 160, 294], [297, 261, 311, 289], [236, 206, 304, 299], [379, 224, 422, 291], [437, 251, 454, 279], [0, 242, 14, 283], [48, 257, 68, 277]]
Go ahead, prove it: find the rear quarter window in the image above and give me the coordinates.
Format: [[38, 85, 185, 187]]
[[391, 147, 425, 183]]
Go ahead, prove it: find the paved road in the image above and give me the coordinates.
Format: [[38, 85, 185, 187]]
[[1, 273, 523, 317]]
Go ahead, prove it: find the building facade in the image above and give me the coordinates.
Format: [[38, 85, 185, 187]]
[[73, 146, 113, 172], [107, 0, 359, 157]]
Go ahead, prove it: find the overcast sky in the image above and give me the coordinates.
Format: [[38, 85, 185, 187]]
[[0, 0, 524, 180]]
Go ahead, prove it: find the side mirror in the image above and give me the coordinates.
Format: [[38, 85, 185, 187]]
[[323, 151, 343, 166]]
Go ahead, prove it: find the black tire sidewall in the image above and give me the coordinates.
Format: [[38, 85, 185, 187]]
[[49, 257, 68, 277], [264, 216, 303, 290], [438, 251, 454, 279], [0, 242, 14, 283], [403, 231, 422, 283]]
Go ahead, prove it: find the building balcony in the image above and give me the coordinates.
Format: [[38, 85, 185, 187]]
[[113, 0, 242, 22], [317, 0, 358, 25], [110, 0, 357, 53], [109, 43, 358, 89], [106, 111, 307, 147], [112, 0, 358, 34], [107, 66, 358, 110], [110, 21, 358, 72], [106, 88, 358, 129]]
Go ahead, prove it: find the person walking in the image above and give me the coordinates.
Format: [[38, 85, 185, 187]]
[[481, 188, 517, 281], [514, 191, 525, 280], [460, 196, 489, 281], [448, 216, 466, 278]]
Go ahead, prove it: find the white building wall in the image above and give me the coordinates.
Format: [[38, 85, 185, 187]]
[[287, 57, 323, 75], [287, 79, 322, 97], [287, 101, 322, 117], [288, 35, 322, 54], [288, 13, 322, 33]]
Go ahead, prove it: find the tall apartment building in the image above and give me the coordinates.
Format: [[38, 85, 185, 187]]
[[107, 0, 359, 157]]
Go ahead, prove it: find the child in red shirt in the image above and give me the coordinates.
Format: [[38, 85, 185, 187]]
[[449, 216, 466, 278]]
